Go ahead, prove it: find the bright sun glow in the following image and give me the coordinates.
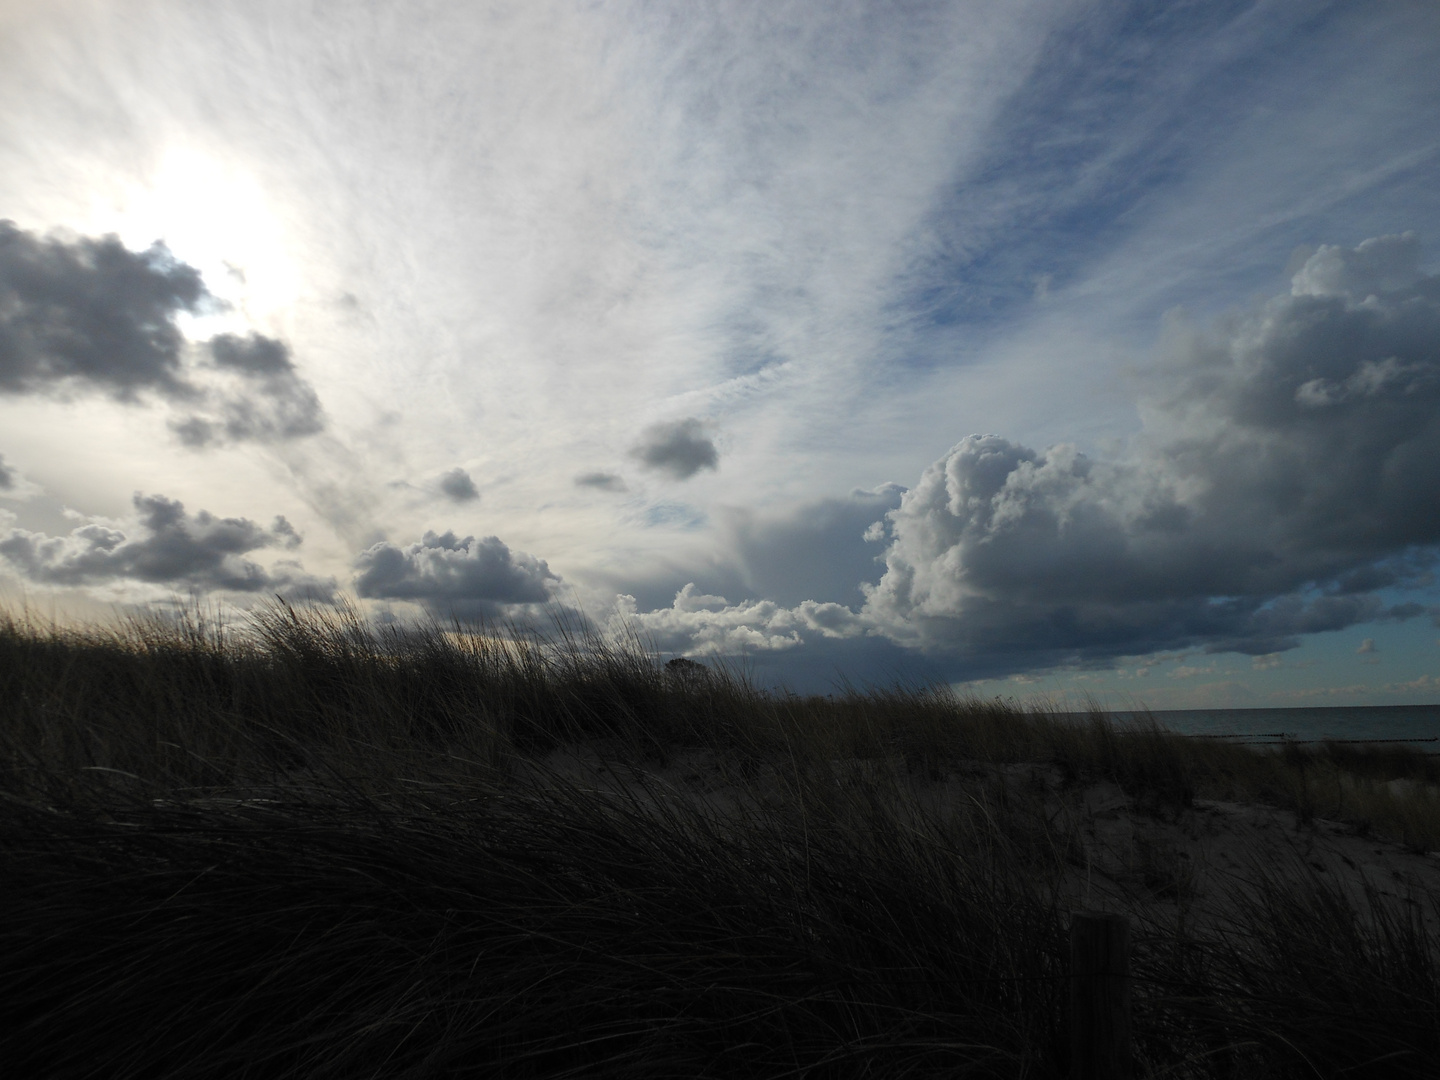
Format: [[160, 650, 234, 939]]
[[107, 148, 300, 335]]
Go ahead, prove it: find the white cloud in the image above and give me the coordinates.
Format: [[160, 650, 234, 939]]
[[858, 238, 1440, 666], [1, 2, 1438, 703], [0, 0, 1072, 573], [612, 237, 1440, 677], [1290, 234, 1425, 300], [611, 583, 867, 657]]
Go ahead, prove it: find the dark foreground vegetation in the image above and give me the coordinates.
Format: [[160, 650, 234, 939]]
[[2, 602, 1438, 1078]]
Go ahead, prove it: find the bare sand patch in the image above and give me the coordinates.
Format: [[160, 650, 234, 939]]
[[533, 740, 1440, 937]]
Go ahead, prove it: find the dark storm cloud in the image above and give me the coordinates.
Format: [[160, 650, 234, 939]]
[[862, 235, 1440, 672], [722, 484, 905, 606], [629, 418, 718, 480], [587, 485, 905, 623], [354, 531, 558, 617], [575, 471, 628, 492], [0, 220, 205, 399], [0, 493, 326, 594], [0, 223, 323, 444], [438, 467, 479, 502]]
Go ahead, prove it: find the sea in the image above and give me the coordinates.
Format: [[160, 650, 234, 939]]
[[1097, 705, 1440, 750]]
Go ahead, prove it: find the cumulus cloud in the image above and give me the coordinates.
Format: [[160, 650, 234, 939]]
[[354, 530, 558, 617], [0, 453, 14, 491], [856, 235, 1440, 671], [1357, 638, 1377, 654], [597, 485, 907, 652], [609, 236, 1440, 677], [575, 471, 628, 492], [438, 467, 479, 502], [0, 492, 326, 595], [612, 583, 867, 657], [0, 221, 323, 444], [629, 418, 718, 480], [1289, 234, 1424, 301], [0, 220, 207, 399]]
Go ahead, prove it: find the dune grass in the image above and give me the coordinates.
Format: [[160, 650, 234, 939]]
[[2, 601, 1438, 1078]]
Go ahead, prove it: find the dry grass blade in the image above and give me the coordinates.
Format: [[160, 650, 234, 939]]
[[2, 600, 1437, 1077]]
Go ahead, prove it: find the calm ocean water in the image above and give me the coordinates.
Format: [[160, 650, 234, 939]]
[[1098, 705, 1440, 749]]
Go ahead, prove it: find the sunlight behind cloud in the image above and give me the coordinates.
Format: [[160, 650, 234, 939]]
[[111, 147, 300, 334], [0, 0, 1437, 704]]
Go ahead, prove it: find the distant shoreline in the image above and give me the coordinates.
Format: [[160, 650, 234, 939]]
[[1086, 703, 1440, 749]]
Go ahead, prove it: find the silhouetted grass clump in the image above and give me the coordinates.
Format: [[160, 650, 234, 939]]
[[2, 602, 1438, 1077]]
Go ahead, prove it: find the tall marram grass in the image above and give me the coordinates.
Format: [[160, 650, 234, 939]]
[[2, 601, 1438, 1078]]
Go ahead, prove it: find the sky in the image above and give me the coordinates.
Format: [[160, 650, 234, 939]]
[[2, 0, 1439, 709]]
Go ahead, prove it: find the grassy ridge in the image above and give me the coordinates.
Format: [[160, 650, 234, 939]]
[[2, 602, 1439, 1077]]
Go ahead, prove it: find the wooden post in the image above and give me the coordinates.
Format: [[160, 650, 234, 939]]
[[1069, 911, 1131, 1079]]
